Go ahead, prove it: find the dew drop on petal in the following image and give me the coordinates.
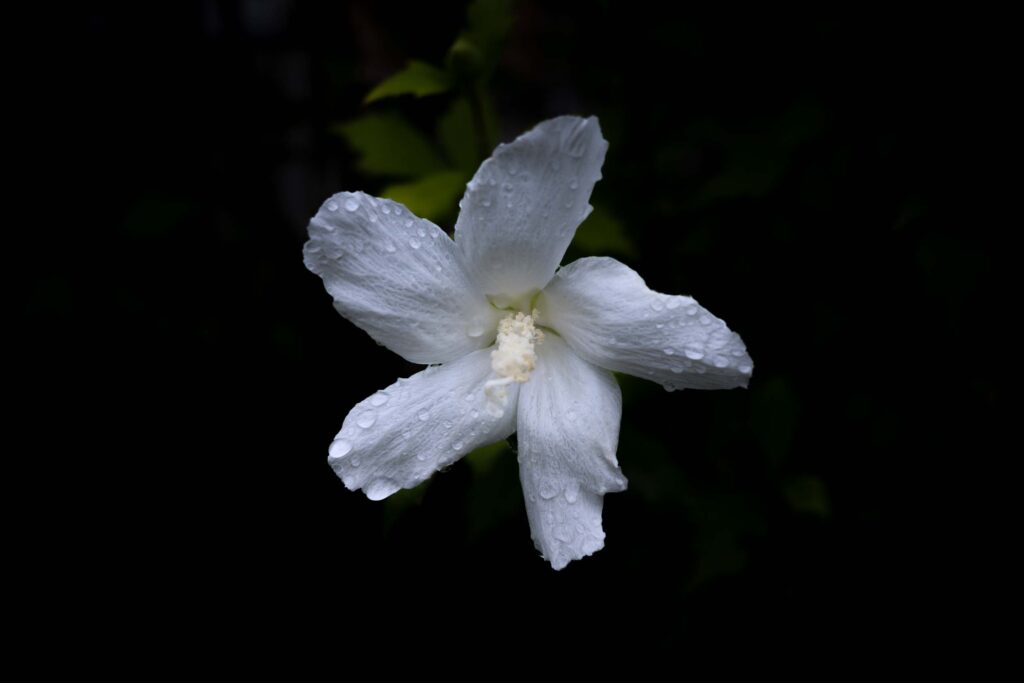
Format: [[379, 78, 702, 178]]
[[684, 348, 704, 360], [417, 227, 426, 237], [381, 205, 391, 215], [564, 480, 580, 504], [417, 409, 430, 422], [687, 306, 698, 316], [713, 356, 729, 368], [344, 198, 359, 212], [326, 201, 338, 212], [409, 238, 421, 249], [384, 243, 396, 253], [357, 412, 376, 429], [539, 481, 559, 500], [663, 348, 674, 356], [650, 299, 664, 312], [329, 439, 352, 459], [569, 178, 579, 190], [370, 392, 389, 407], [452, 440, 464, 451], [739, 363, 753, 374], [666, 298, 682, 310], [699, 315, 712, 326]]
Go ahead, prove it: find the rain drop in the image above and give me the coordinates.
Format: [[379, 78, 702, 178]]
[[329, 439, 352, 459], [650, 300, 664, 312], [666, 298, 682, 310], [417, 227, 426, 237], [344, 198, 359, 212], [470, 409, 479, 419], [569, 178, 579, 190], [687, 306, 698, 316], [739, 363, 753, 374], [370, 392, 389, 407], [357, 412, 376, 429], [417, 409, 430, 422], [452, 440, 464, 451], [663, 348, 675, 355], [381, 205, 391, 215], [713, 356, 729, 368], [482, 199, 492, 207], [564, 480, 580, 504], [384, 243, 396, 253], [699, 315, 712, 326], [326, 201, 338, 212], [409, 238, 421, 249], [539, 482, 559, 500], [684, 348, 704, 360]]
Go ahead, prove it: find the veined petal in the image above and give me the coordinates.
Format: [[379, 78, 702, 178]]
[[328, 350, 519, 501], [304, 192, 500, 365], [540, 257, 753, 391], [517, 335, 627, 570], [455, 116, 608, 299]]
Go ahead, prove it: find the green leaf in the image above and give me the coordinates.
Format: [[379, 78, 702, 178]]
[[382, 171, 467, 223], [437, 97, 478, 174], [363, 60, 454, 104], [447, 0, 514, 80], [571, 205, 637, 257], [333, 112, 446, 178]]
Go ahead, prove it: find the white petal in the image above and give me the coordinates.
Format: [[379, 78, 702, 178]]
[[304, 192, 500, 365], [455, 116, 608, 299], [540, 257, 753, 391], [328, 349, 518, 501], [517, 335, 627, 570]]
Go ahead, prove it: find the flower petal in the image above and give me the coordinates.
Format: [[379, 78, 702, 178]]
[[455, 116, 609, 299], [328, 349, 519, 501], [517, 335, 627, 570], [304, 192, 500, 365], [540, 257, 753, 391]]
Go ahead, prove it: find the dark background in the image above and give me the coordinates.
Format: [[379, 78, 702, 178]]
[[31, 1, 997, 658]]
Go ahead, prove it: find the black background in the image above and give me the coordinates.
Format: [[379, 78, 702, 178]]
[[27, 1, 999, 659]]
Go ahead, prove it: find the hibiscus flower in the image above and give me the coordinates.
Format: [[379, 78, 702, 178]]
[[304, 116, 753, 569]]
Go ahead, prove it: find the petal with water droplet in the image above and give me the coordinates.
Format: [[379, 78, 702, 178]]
[[328, 349, 519, 500], [517, 336, 627, 570], [539, 257, 753, 391], [304, 191, 499, 364]]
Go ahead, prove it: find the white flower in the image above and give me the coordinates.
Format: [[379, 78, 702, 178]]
[[304, 116, 753, 570]]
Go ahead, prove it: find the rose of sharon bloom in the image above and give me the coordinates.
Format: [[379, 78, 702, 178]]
[[304, 116, 753, 569]]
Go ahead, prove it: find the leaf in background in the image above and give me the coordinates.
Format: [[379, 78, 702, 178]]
[[571, 205, 637, 258], [437, 97, 479, 174], [783, 475, 831, 518], [382, 170, 468, 223], [448, 0, 514, 80], [363, 60, 454, 104], [334, 112, 446, 178]]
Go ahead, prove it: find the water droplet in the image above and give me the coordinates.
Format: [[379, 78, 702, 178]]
[[370, 392, 389, 407], [739, 363, 753, 374], [381, 205, 391, 215], [569, 178, 579, 190], [502, 182, 513, 192], [443, 420, 452, 430], [409, 238, 421, 249], [554, 524, 573, 542], [405, 219, 414, 229], [666, 298, 682, 310], [326, 201, 338, 212], [539, 482, 558, 500], [357, 412, 376, 429], [687, 306, 698, 316], [566, 409, 577, 421], [700, 315, 712, 326], [732, 348, 746, 357], [488, 178, 497, 187], [482, 199, 492, 207], [350, 456, 361, 467], [452, 440, 464, 451], [564, 199, 573, 209], [466, 324, 486, 338], [664, 385, 677, 393], [435, 264, 442, 272], [417, 409, 430, 422], [663, 348, 674, 355], [564, 480, 580, 503], [464, 393, 475, 403], [671, 366, 683, 374], [384, 243, 396, 253], [470, 409, 479, 419], [650, 300, 664, 312], [344, 198, 359, 212], [684, 348, 704, 360], [656, 323, 664, 329], [713, 356, 729, 368], [329, 439, 352, 459], [415, 451, 428, 461], [417, 227, 426, 237]]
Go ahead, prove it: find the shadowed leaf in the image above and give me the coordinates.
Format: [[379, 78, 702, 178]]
[[334, 113, 446, 178], [364, 60, 454, 104]]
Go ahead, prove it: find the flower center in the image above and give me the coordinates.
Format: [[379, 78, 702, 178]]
[[484, 311, 544, 417]]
